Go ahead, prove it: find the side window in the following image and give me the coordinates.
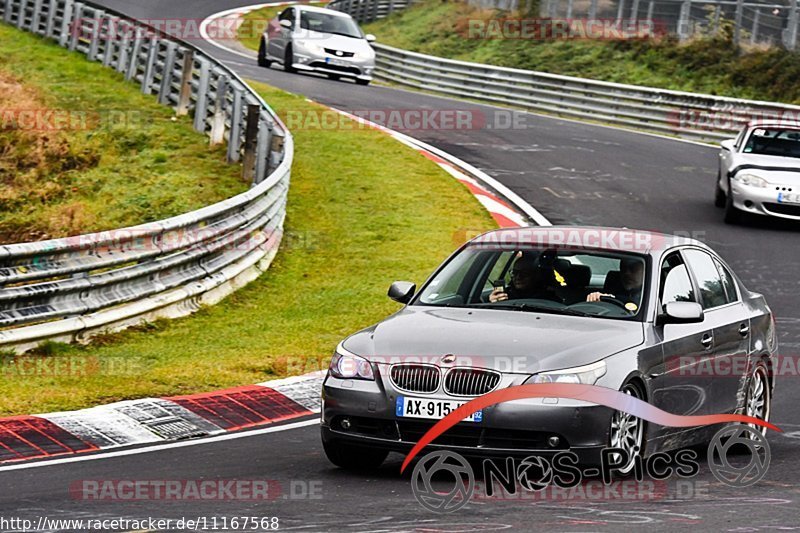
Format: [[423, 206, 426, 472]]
[[481, 251, 514, 293], [660, 253, 695, 306], [714, 259, 738, 304], [684, 249, 728, 309]]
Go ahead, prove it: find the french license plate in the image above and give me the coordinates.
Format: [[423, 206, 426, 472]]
[[778, 192, 800, 204], [396, 396, 482, 423]]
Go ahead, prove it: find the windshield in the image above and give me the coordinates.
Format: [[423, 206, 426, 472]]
[[743, 127, 800, 158], [414, 246, 648, 320], [299, 11, 363, 38]]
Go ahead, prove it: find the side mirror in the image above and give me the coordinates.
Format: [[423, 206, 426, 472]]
[[365, 33, 376, 42], [659, 301, 704, 325], [388, 281, 415, 304], [279, 19, 293, 29], [720, 139, 736, 152]]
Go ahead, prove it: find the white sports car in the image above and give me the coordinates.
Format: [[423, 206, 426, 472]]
[[716, 120, 800, 224]]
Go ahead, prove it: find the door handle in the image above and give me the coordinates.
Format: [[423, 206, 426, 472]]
[[701, 334, 714, 349], [739, 324, 750, 337]]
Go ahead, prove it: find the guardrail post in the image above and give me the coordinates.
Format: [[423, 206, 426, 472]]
[[158, 41, 177, 105], [267, 129, 284, 175], [629, 0, 639, 23], [227, 86, 243, 162], [68, 2, 83, 51], [45, 0, 57, 37], [677, 0, 691, 41], [242, 104, 260, 183], [193, 58, 211, 132], [31, 0, 43, 34], [102, 18, 116, 67], [646, 1, 654, 24], [3, 0, 13, 24], [712, 4, 721, 35], [116, 21, 131, 73], [750, 8, 760, 44], [16, 0, 26, 28], [254, 118, 270, 183], [616, 0, 625, 25], [589, 0, 598, 20], [87, 14, 101, 60], [141, 36, 159, 94], [176, 50, 194, 116], [548, 0, 558, 18], [388, 0, 395, 16], [566, 0, 574, 19], [210, 74, 229, 145], [370, 0, 378, 22], [733, 0, 744, 45], [788, 0, 798, 50], [59, 0, 75, 46], [125, 28, 142, 80]]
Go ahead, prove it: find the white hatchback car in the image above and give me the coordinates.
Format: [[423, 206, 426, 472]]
[[716, 120, 800, 224], [258, 5, 376, 85]]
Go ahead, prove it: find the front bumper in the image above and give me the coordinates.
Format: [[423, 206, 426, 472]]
[[730, 180, 800, 220], [321, 374, 614, 463], [290, 49, 374, 81]]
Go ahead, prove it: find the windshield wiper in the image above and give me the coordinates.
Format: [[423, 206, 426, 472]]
[[477, 302, 593, 317]]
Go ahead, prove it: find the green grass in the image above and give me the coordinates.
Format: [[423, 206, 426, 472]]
[[238, 2, 327, 51], [363, 0, 800, 104], [0, 82, 496, 416], [0, 23, 246, 243]]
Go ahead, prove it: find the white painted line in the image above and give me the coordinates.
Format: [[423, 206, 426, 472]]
[[0, 418, 319, 472]]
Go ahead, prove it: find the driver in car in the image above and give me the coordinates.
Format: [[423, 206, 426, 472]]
[[586, 258, 644, 307], [489, 254, 555, 303]]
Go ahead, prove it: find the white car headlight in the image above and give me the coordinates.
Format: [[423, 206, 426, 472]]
[[734, 173, 769, 188], [525, 360, 607, 385], [354, 49, 374, 60], [329, 342, 375, 380]]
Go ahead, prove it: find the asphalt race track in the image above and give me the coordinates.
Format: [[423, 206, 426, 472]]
[[3, 1, 800, 530]]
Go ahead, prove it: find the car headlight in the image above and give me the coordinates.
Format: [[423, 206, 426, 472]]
[[329, 342, 374, 380], [354, 50, 374, 60], [296, 40, 323, 54], [734, 173, 769, 188], [525, 360, 607, 385]]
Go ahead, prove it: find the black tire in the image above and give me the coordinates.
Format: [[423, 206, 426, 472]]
[[745, 362, 771, 437], [323, 439, 388, 470], [608, 380, 647, 475], [257, 39, 271, 68], [355, 78, 370, 86], [327, 73, 341, 81], [724, 179, 742, 225], [283, 45, 296, 73], [714, 170, 726, 208]]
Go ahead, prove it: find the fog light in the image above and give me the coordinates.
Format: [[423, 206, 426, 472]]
[[340, 418, 352, 430], [547, 436, 560, 448], [744, 200, 755, 209]]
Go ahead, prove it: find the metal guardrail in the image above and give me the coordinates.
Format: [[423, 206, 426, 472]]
[[370, 42, 800, 143], [0, 0, 293, 352], [327, 0, 414, 23]]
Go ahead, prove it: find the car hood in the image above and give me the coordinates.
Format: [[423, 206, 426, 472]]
[[295, 30, 371, 53], [731, 153, 800, 183], [342, 307, 645, 374]]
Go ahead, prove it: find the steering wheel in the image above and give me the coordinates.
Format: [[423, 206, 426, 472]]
[[599, 295, 634, 313]]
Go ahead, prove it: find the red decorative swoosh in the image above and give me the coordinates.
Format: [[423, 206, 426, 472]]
[[400, 383, 781, 473]]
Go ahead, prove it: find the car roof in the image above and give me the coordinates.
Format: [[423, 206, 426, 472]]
[[294, 5, 352, 17], [746, 119, 800, 129], [469, 226, 707, 255]]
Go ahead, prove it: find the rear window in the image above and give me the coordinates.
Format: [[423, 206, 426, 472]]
[[743, 128, 800, 158]]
